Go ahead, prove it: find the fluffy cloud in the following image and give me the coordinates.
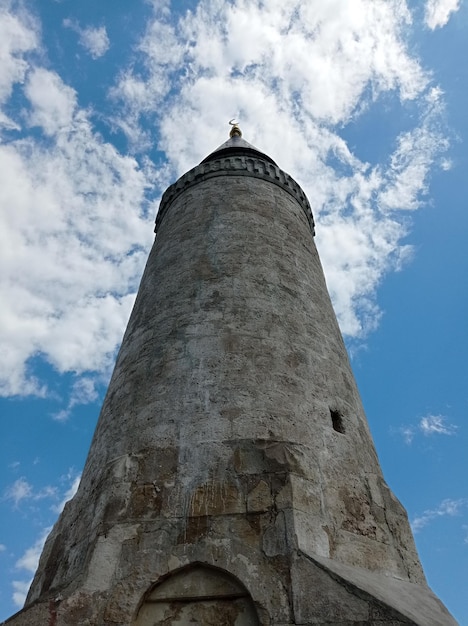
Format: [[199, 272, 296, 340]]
[[63, 19, 110, 59], [79, 26, 109, 59], [0, 6, 155, 396], [0, 4, 37, 105], [0, 103, 154, 395], [425, 0, 461, 29], [412, 498, 467, 532], [53, 378, 99, 421], [4, 478, 32, 506], [3, 477, 58, 507], [109, 15, 184, 148], [25, 68, 76, 135]]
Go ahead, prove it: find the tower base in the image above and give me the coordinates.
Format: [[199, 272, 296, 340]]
[[3, 549, 457, 625]]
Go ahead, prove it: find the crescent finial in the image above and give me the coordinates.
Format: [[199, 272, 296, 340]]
[[229, 119, 242, 138]]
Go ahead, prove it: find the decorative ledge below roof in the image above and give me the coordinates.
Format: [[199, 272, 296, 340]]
[[155, 154, 315, 235]]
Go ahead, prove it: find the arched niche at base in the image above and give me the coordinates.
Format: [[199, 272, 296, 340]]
[[133, 563, 260, 625]]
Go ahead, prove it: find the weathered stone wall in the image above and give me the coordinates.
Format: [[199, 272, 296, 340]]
[[4, 156, 457, 625]]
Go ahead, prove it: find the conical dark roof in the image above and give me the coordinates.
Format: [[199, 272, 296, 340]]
[[200, 134, 277, 166]]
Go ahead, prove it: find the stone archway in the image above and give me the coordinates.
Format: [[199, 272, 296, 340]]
[[133, 564, 260, 625]]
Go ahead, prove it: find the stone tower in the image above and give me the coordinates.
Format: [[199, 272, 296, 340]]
[[5, 125, 456, 625]]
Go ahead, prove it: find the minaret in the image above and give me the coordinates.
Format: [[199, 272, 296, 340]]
[[5, 124, 456, 625]]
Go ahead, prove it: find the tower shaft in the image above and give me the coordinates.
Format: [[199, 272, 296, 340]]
[[5, 135, 456, 625]]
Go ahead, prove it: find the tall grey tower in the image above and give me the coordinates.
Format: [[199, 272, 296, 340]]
[[5, 125, 456, 625]]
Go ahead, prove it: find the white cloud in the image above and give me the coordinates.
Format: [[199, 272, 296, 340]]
[[34, 486, 58, 501], [109, 17, 183, 146], [79, 26, 109, 58], [379, 88, 448, 211], [425, 0, 461, 29], [419, 414, 458, 436], [0, 543, 6, 552], [63, 19, 110, 59], [0, 120, 153, 395], [145, 0, 171, 14], [53, 377, 99, 421], [412, 498, 467, 532], [12, 579, 30, 608], [3, 477, 58, 507], [399, 414, 458, 443], [0, 5, 158, 398], [0, 5, 38, 105], [0, 27, 155, 396], [25, 68, 76, 135], [400, 426, 416, 445], [0, 110, 20, 130], [4, 478, 33, 506]]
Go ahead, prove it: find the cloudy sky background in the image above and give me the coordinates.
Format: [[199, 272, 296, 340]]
[[0, 0, 467, 622]]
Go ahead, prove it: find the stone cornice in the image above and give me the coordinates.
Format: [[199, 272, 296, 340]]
[[155, 155, 315, 235]]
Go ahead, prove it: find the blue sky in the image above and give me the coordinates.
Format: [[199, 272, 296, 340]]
[[0, 0, 466, 622]]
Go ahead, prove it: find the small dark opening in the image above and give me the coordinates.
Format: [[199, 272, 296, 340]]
[[330, 409, 345, 434]]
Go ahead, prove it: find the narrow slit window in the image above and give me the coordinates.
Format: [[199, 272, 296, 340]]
[[330, 409, 345, 434]]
